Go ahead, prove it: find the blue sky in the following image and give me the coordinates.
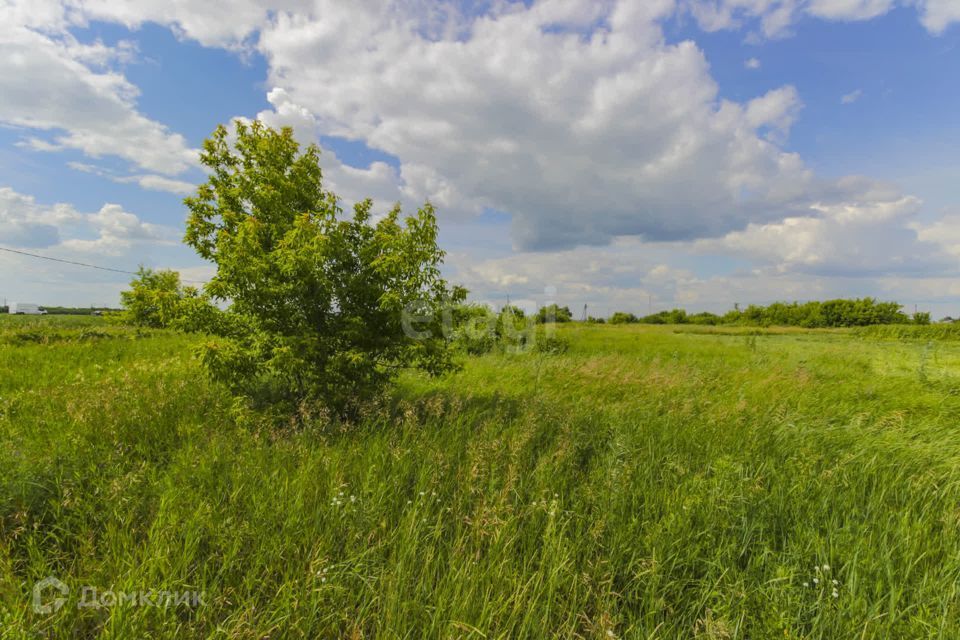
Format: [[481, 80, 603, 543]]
[[1, 0, 959, 315]]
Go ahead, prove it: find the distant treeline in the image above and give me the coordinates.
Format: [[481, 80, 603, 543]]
[[45, 307, 118, 315], [0, 306, 117, 315], [455, 298, 931, 329], [603, 299, 932, 328]]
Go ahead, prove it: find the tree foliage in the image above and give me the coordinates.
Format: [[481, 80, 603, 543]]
[[182, 121, 463, 415], [607, 298, 921, 328], [120, 267, 201, 328], [609, 311, 639, 325], [720, 299, 909, 327], [536, 304, 572, 323]]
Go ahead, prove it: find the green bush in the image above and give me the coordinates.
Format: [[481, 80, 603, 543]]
[[609, 311, 638, 324], [119, 267, 205, 328], [627, 299, 913, 328], [181, 121, 463, 417], [723, 298, 909, 327], [536, 304, 572, 323]]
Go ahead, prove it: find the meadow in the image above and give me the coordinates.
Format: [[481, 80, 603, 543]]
[[2, 316, 960, 638]]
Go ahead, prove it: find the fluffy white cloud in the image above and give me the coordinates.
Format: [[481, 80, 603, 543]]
[[915, 0, 960, 34], [913, 211, 960, 258], [253, 2, 833, 250], [0, 2, 197, 175], [64, 0, 300, 48], [3, 0, 958, 311], [0, 187, 67, 248], [0, 187, 202, 307], [444, 176, 960, 314], [449, 207, 960, 315], [682, 0, 957, 37], [67, 162, 197, 195], [696, 183, 957, 276], [250, 88, 410, 214], [0, 186, 179, 255]]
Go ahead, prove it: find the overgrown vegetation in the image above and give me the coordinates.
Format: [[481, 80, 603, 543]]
[[134, 121, 464, 417], [609, 298, 930, 328], [119, 267, 203, 329], [4, 317, 960, 637], [446, 303, 570, 355], [536, 304, 572, 323], [855, 323, 960, 341]]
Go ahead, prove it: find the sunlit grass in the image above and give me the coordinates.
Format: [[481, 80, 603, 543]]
[[2, 318, 960, 637]]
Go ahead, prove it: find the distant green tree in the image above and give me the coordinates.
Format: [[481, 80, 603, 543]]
[[687, 311, 720, 325], [913, 311, 931, 325], [182, 120, 463, 416], [616, 299, 910, 328], [719, 298, 907, 328], [536, 304, 572, 323], [120, 267, 200, 328], [609, 311, 638, 325], [639, 309, 690, 324]]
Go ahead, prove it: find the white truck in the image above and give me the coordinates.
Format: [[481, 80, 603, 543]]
[[9, 302, 46, 315]]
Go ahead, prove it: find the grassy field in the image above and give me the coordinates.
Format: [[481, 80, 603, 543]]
[[2, 317, 960, 638]]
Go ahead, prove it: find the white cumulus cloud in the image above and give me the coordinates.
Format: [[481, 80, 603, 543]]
[[0, 1, 198, 175], [254, 2, 832, 250], [0, 186, 180, 255]]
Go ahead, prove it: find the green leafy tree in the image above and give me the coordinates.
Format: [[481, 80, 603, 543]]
[[120, 267, 199, 328], [183, 120, 463, 416], [536, 304, 572, 323], [609, 311, 638, 325]]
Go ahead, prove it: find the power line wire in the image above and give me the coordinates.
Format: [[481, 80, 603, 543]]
[[0, 246, 207, 284]]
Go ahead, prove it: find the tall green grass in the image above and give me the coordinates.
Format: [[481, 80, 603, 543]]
[[2, 319, 960, 637], [855, 323, 960, 341]]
